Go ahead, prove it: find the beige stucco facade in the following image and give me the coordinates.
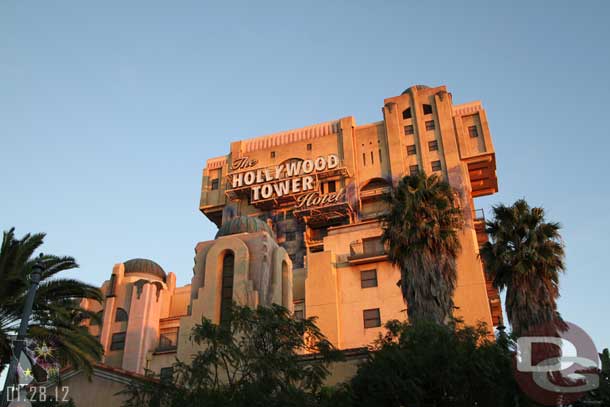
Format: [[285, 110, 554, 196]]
[[69, 84, 502, 406]]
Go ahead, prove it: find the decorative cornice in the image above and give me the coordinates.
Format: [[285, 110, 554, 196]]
[[453, 101, 483, 116], [242, 119, 342, 153], [207, 156, 228, 170]]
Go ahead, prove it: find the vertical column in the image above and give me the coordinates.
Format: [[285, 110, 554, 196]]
[[122, 282, 163, 374], [382, 102, 404, 182]]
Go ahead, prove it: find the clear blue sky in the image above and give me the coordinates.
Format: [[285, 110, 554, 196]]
[[1, 1, 608, 348]]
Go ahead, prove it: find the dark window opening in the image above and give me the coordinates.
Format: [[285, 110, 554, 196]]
[[409, 165, 419, 176], [220, 253, 235, 324], [328, 181, 336, 193], [271, 151, 276, 158], [363, 309, 381, 328], [294, 300, 305, 320], [378, 149, 382, 163], [361, 269, 378, 288], [160, 367, 173, 382], [432, 160, 442, 171], [429, 140, 439, 151], [468, 125, 479, 138], [307, 143, 312, 151], [211, 178, 219, 190], [402, 108, 412, 120], [110, 332, 126, 351], [404, 125, 414, 135], [407, 145, 417, 155], [423, 104, 433, 115], [115, 308, 128, 322], [425, 120, 435, 131], [370, 151, 374, 164]]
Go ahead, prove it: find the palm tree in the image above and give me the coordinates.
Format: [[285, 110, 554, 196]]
[[381, 172, 463, 324], [479, 200, 565, 337], [0, 228, 103, 378]]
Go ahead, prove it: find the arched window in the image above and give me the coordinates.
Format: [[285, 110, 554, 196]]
[[220, 252, 235, 324], [115, 308, 128, 322]]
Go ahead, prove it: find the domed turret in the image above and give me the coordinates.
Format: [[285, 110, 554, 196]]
[[215, 215, 275, 239], [401, 84, 430, 95], [123, 258, 166, 281]]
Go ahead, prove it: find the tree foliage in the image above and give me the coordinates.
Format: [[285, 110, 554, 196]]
[[0, 228, 103, 378], [349, 320, 528, 407], [122, 303, 343, 407], [479, 199, 565, 337], [381, 172, 463, 324]]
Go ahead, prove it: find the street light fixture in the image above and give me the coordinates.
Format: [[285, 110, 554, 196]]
[[1, 255, 44, 407]]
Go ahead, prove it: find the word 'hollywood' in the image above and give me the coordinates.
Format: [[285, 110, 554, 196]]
[[230, 154, 339, 202]]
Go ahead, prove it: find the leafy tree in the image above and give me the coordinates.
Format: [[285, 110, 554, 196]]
[[349, 320, 526, 407], [0, 228, 103, 378], [479, 200, 565, 337], [575, 348, 610, 406], [122, 303, 343, 407], [381, 172, 463, 324]]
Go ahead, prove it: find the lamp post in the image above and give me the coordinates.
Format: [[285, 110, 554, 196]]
[[1, 258, 43, 407]]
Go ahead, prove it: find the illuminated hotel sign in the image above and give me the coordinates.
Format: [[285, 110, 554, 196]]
[[228, 154, 343, 206]]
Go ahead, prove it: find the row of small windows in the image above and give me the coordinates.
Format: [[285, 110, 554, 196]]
[[402, 104, 433, 120], [409, 160, 442, 175], [406, 140, 439, 156], [271, 143, 313, 159], [362, 148, 383, 166], [403, 120, 435, 135]]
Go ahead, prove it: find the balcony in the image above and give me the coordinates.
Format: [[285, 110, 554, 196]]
[[347, 237, 387, 264], [305, 227, 328, 252]]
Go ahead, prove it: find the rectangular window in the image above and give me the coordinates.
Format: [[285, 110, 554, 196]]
[[468, 125, 479, 138], [307, 143, 312, 151], [432, 160, 442, 171], [409, 165, 419, 176], [428, 140, 439, 151], [407, 145, 417, 155], [363, 237, 384, 255], [327, 181, 336, 193], [363, 309, 381, 328], [425, 120, 435, 131], [158, 328, 179, 351], [286, 210, 294, 219], [294, 300, 305, 320], [271, 151, 276, 158], [160, 367, 173, 382], [361, 269, 378, 288], [404, 125, 414, 135], [211, 178, 219, 190], [110, 332, 126, 351], [285, 231, 296, 241]]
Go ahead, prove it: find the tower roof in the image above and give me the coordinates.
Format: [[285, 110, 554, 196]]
[[123, 258, 166, 281]]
